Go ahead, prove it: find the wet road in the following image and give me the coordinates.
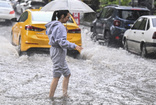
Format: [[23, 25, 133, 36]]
[[0, 21, 156, 105]]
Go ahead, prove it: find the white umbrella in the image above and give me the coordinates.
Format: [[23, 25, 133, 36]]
[[41, 0, 94, 13]]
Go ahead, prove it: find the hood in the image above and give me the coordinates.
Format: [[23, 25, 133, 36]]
[[45, 21, 61, 35]]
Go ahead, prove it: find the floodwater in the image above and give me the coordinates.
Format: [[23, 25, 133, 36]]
[[0, 22, 156, 105]]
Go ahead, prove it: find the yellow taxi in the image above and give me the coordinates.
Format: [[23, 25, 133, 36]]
[[11, 9, 82, 55]]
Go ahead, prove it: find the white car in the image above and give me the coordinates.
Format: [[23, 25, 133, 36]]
[[15, 0, 46, 14], [122, 15, 156, 57], [0, 1, 16, 23]]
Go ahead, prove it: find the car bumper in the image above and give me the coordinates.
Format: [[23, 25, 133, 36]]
[[146, 42, 156, 53], [21, 33, 82, 52], [21, 34, 50, 51], [111, 26, 126, 42]]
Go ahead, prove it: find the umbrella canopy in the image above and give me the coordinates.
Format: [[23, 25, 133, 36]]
[[41, 0, 94, 13]]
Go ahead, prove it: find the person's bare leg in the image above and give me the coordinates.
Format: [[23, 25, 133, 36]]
[[62, 75, 70, 97], [49, 77, 60, 98]]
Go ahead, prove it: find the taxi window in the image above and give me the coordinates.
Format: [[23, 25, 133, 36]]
[[67, 15, 74, 23], [18, 11, 28, 22], [32, 12, 74, 23], [32, 12, 52, 22], [52, 13, 74, 23]]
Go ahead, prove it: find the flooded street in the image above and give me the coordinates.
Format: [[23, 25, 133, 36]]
[[0, 22, 156, 105]]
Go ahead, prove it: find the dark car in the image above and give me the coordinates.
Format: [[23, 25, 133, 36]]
[[90, 5, 150, 46]]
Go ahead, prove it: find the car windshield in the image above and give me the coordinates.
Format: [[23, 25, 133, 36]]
[[152, 18, 156, 27], [31, 12, 74, 23], [31, 2, 45, 6], [118, 10, 149, 20], [0, 2, 12, 8]]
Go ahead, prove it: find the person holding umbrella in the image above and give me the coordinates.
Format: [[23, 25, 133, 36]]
[[45, 10, 83, 99]]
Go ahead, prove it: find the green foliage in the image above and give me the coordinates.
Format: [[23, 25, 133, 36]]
[[120, 0, 131, 6], [154, 1, 156, 7], [96, 0, 131, 12], [99, 0, 131, 7]]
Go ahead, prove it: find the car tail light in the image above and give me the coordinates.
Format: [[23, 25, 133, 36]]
[[152, 32, 156, 39], [25, 25, 44, 31], [131, 9, 141, 10], [114, 20, 120, 26], [115, 36, 120, 40], [9, 10, 15, 14], [68, 28, 81, 33]]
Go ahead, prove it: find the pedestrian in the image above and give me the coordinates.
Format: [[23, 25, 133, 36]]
[[45, 10, 83, 99]]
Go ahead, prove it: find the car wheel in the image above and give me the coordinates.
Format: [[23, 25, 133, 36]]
[[11, 31, 14, 45], [90, 26, 93, 32], [141, 43, 147, 57], [104, 31, 111, 46], [91, 33, 97, 42], [93, 35, 97, 42], [17, 36, 22, 56], [17, 36, 27, 56], [90, 32, 94, 40], [123, 39, 128, 51]]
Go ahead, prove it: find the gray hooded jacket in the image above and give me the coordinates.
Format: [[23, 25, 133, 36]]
[[45, 21, 76, 49]]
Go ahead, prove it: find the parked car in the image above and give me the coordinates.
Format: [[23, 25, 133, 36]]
[[91, 5, 150, 46], [15, 0, 46, 14], [0, 0, 16, 24], [11, 9, 82, 55], [122, 15, 156, 57]]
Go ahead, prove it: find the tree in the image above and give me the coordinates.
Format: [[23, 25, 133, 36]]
[[83, 0, 100, 11], [120, 0, 131, 5], [138, 0, 155, 14], [99, 0, 131, 8]]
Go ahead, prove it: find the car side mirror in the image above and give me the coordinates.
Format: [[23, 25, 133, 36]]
[[11, 18, 18, 22], [129, 24, 134, 29], [129, 24, 133, 28], [125, 24, 133, 29]]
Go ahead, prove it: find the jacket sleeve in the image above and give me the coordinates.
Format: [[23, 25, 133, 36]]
[[55, 27, 76, 49]]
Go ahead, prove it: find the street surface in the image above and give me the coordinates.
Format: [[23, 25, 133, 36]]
[[0, 21, 156, 105]]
